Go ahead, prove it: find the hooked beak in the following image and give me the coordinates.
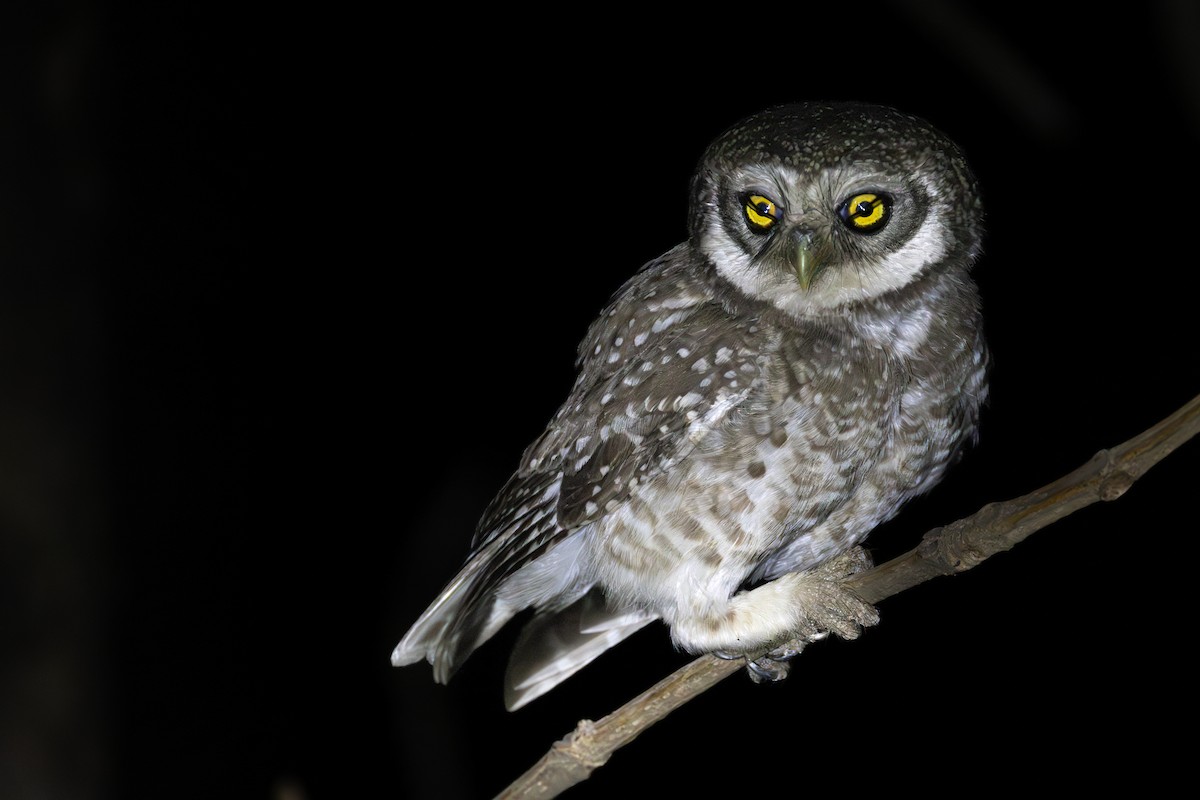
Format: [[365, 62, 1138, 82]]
[[790, 231, 824, 291]]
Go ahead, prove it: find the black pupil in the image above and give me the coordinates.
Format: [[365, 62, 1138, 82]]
[[854, 200, 874, 217], [757, 202, 772, 216]]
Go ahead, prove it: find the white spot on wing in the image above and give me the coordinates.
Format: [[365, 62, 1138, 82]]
[[651, 311, 684, 333], [686, 385, 751, 444]]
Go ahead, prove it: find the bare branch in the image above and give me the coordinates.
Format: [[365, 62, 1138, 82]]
[[498, 392, 1200, 799]]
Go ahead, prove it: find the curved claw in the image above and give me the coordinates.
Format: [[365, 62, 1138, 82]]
[[766, 645, 801, 662], [746, 657, 792, 684], [715, 628, 833, 683]]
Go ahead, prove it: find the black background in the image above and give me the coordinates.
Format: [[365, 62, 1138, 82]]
[[4, 3, 1199, 799]]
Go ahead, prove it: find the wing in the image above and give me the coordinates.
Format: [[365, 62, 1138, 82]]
[[498, 245, 763, 535], [393, 244, 766, 688]]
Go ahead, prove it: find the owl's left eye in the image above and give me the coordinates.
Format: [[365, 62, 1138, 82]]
[[743, 193, 781, 233], [838, 192, 892, 234]]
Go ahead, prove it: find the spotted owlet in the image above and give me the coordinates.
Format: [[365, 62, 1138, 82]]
[[393, 102, 989, 710]]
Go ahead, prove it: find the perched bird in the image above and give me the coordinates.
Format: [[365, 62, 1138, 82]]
[[394, 102, 989, 710]]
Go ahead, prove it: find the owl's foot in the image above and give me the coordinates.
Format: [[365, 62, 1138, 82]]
[[708, 547, 878, 682], [779, 545, 879, 641]]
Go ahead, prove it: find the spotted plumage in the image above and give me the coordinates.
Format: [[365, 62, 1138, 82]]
[[394, 102, 989, 709]]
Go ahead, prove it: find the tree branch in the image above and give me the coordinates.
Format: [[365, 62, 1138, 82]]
[[497, 392, 1200, 799]]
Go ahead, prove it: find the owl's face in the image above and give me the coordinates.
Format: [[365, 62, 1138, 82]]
[[690, 103, 982, 317]]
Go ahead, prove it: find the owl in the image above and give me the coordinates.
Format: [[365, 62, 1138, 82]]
[[394, 102, 989, 710]]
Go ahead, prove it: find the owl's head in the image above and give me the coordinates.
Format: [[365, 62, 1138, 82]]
[[690, 102, 983, 318]]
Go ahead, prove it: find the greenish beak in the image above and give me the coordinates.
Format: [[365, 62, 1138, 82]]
[[790, 233, 823, 291]]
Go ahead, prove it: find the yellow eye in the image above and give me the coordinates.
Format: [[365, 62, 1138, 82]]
[[744, 194, 781, 232], [838, 192, 891, 234]]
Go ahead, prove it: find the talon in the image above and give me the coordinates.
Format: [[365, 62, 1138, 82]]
[[767, 645, 801, 662], [746, 657, 791, 683]]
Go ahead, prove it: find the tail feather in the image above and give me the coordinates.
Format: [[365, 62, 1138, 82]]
[[504, 590, 655, 711], [392, 535, 521, 683]]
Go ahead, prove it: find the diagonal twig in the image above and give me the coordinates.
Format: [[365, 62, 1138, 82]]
[[497, 392, 1200, 799]]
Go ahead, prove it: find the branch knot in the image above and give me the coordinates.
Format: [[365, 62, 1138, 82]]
[[554, 719, 608, 770], [1094, 447, 1136, 501], [917, 515, 990, 573]]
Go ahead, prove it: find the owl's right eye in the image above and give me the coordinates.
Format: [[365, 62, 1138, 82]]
[[743, 193, 781, 233]]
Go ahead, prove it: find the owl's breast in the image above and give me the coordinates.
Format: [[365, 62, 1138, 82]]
[[583, 326, 900, 610]]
